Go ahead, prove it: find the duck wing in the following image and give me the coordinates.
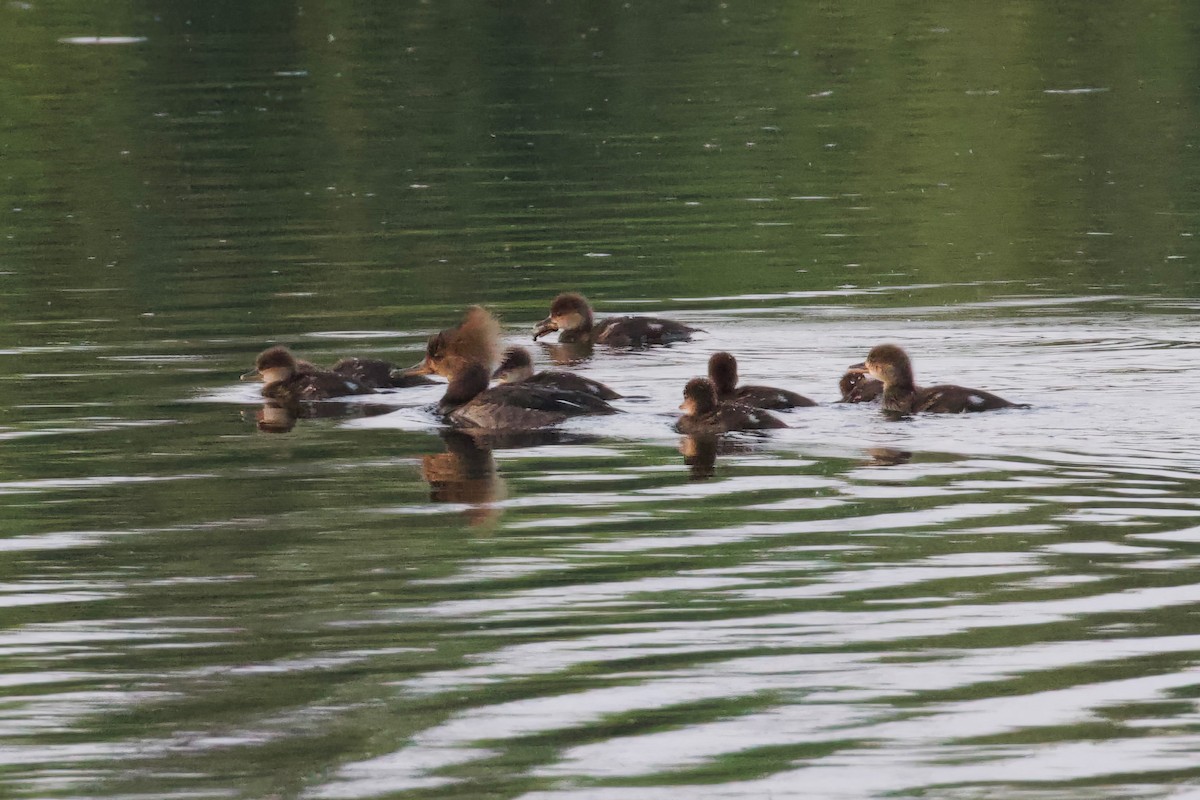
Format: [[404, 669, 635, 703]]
[[735, 384, 817, 409], [915, 384, 1025, 413], [449, 384, 618, 430], [527, 370, 622, 399], [594, 316, 698, 346]]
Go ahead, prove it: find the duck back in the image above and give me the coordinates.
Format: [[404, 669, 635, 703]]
[[913, 384, 1028, 413], [524, 370, 622, 399], [593, 316, 698, 347], [676, 403, 787, 435], [449, 383, 617, 430], [730, 384, 816, 410]]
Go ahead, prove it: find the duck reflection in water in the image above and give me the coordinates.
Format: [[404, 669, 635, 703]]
[[422, 430, 506, 527], [678, 434, 758, 481], [247, 400, 396, 433], [864, 447, 913, 467], [422, 428, 583, 526]]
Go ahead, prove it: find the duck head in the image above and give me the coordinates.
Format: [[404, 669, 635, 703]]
[[848, 343, 914, 388], [406, 306, 502, 379], [707, 351, 739, 397], [533, 292, 594, 340], [680, 377, 719, 417], [492, 346, 535, 383], [242, 345, 300, 385]]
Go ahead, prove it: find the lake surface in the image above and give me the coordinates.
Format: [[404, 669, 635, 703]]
[[3, 2, 1200, 799]]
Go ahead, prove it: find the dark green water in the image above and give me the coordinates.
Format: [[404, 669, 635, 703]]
[[4, 3, 1200, 799]]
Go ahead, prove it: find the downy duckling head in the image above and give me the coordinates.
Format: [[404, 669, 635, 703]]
[[534, 292, 594, 340], [679, 377, 719, 417], [492, 346, 535, 383], [707, 351, 739, 397], [848, 343, 914, 388], [242, 345, 300, 385]]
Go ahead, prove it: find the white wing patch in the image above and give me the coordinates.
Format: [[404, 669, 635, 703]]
[[968, 394, 985, 407]]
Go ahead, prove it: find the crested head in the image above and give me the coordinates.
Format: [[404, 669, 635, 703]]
[[419, 306, 502, 379], [680, 377, 718, 416], [439, 362, 490, 412], [707, 352, 739, 396], [452, 306, 502, 371], [493, 346, 535, 383], [864, 343, 914, 387]]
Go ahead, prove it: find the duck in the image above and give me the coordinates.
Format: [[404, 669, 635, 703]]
[[405, 306, 503, 380], [241, 346, 377, 403], [846, 344, 1029, 414], [708, 351, 815, 409], [329, 356, 438, 389], [492, 346, 622, 399], [675, 377, 787, 435], [439, 362, 619, 430], [838, 370, 883, 403], [533, 292, 699, 346]]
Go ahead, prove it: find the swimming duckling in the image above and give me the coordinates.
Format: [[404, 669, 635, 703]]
[[492, 346, 622, 399], [533, 292, 699, 346], [329, 356, 438, 389], [838, 370, 883, 403], [708, 351, 815, 410], [404, 306, 503, 380], [241, 346, 377, 403], [439, 363, 619, 430], [847, 344, 1029, 414], [675, 377, 787, 435]]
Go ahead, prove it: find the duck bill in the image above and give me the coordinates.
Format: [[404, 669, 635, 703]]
[[845, 362, 868, 374], [532, 317, 558, 341], [402, 358, 436, 376], [240, 368, 260, 382], [490, 365, 507, 381]]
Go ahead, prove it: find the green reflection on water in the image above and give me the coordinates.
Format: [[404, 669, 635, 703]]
[[3, 2, 1200, 799]]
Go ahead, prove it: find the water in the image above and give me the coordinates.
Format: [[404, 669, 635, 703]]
[[3, 2, 1200, 798]]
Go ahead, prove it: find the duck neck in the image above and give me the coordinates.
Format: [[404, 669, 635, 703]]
[[440, 369, 487, 413], [880, 374, 916, 414]]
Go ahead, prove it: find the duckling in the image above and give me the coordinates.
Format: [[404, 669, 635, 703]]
[[404, 306, 503, 380], [847, 344, 1029, 414], [329, 356, 438, 389], [493, 346, 622, 399], [708, 351, 815, 409], [838, 370, 883, 403], [241, 346, 377, 403], [533, 292, 699, 346], [675, 377, 787, 435], [439, 363, 619, 430]]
